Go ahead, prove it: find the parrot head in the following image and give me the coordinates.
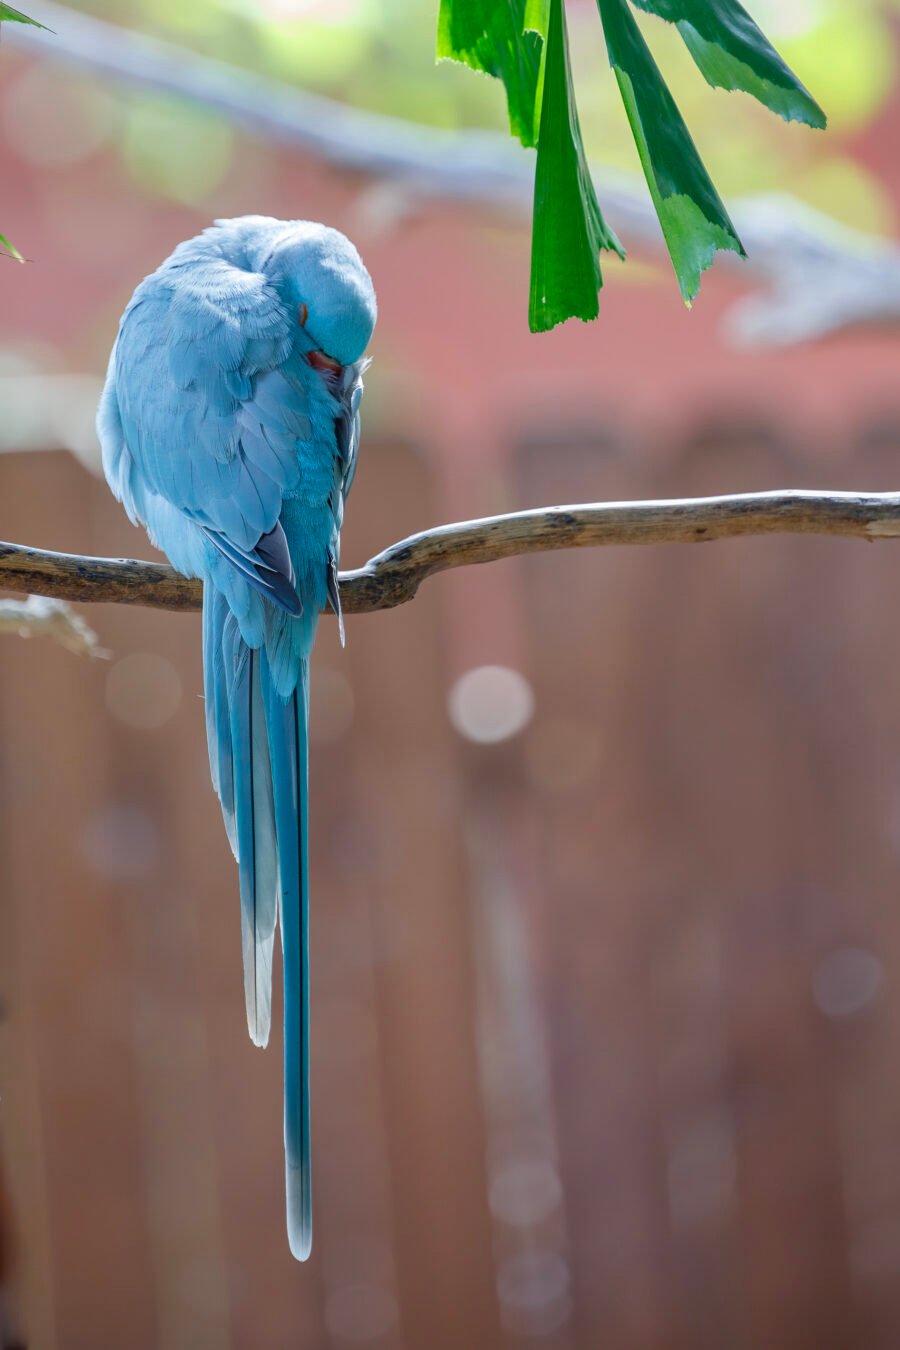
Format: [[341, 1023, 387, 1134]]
[[257, 219, 377, 370]]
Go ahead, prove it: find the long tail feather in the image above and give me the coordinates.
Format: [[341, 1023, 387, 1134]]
[[203, 588, 236, 852], [203, 585, 313, 1259], [262, 651, 312, 1260], [203, 587, 278, 1048]]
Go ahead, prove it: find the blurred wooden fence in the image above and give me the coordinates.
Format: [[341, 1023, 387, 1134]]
[[3, 424, 900, 1349]]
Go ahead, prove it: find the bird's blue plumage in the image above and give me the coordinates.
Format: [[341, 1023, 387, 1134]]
[[98, 215, 376, 1260]]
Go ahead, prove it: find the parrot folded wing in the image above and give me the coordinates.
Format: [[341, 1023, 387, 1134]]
[[108, 260, 311, 608]]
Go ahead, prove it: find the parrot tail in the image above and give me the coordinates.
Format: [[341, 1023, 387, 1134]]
[[203, 584, 312, 1261], [261, 651, 312, 1262]]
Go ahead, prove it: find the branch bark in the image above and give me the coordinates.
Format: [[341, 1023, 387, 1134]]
[[2, 490, 900, 616]]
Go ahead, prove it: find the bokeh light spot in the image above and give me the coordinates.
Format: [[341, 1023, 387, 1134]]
[[497, 1250, 571, 1335], [4, 66, 115, 168], [489, 1159, 563, 1227], [120, 96, 234, 204], [813, 946, 883, 1020], [448, 665, 534, 744], [106, 652, 183, 730], [750, 0, 827, 39]]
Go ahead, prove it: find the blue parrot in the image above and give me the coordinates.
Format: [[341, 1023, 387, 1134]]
[[97, 216, 377, 1261]]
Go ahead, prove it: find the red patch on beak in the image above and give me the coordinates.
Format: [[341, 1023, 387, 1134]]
[[307, 349, 343, 376]]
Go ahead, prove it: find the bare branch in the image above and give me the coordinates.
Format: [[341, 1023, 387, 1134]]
[[7, 3, 900, 344], [2, 490, 900, 617], [0, 595, 109, 656], [0, 541, 199, 609]]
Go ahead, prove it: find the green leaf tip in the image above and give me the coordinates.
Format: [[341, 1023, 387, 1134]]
[[599, 0, 744, 302], [0, 232, 25, 262], [529, 0, 624, 332], [629, 0, 826, 129], [0, 3, 51, 29]]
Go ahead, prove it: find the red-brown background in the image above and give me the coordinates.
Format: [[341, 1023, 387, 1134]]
[[3, 29, 900, 1350]]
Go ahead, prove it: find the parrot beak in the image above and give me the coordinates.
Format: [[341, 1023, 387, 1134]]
[[307, 349, 343, 377]]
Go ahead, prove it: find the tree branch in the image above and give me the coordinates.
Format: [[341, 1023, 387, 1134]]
[[7, 3, 900, 345], [2, 490, 900, 616]]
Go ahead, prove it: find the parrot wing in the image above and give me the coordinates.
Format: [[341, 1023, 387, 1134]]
[[110, 255, 314, 616]]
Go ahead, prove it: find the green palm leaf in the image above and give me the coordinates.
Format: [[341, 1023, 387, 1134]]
[[630, 0, 826, 128]]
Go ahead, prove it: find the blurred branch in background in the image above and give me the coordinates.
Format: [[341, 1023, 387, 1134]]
[[0, 594, 107, 655], [4, 489, 900, 618], [6, 1, 900, 346]]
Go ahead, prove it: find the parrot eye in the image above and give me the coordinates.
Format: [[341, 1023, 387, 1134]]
[[298, 302, 308, 327]]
